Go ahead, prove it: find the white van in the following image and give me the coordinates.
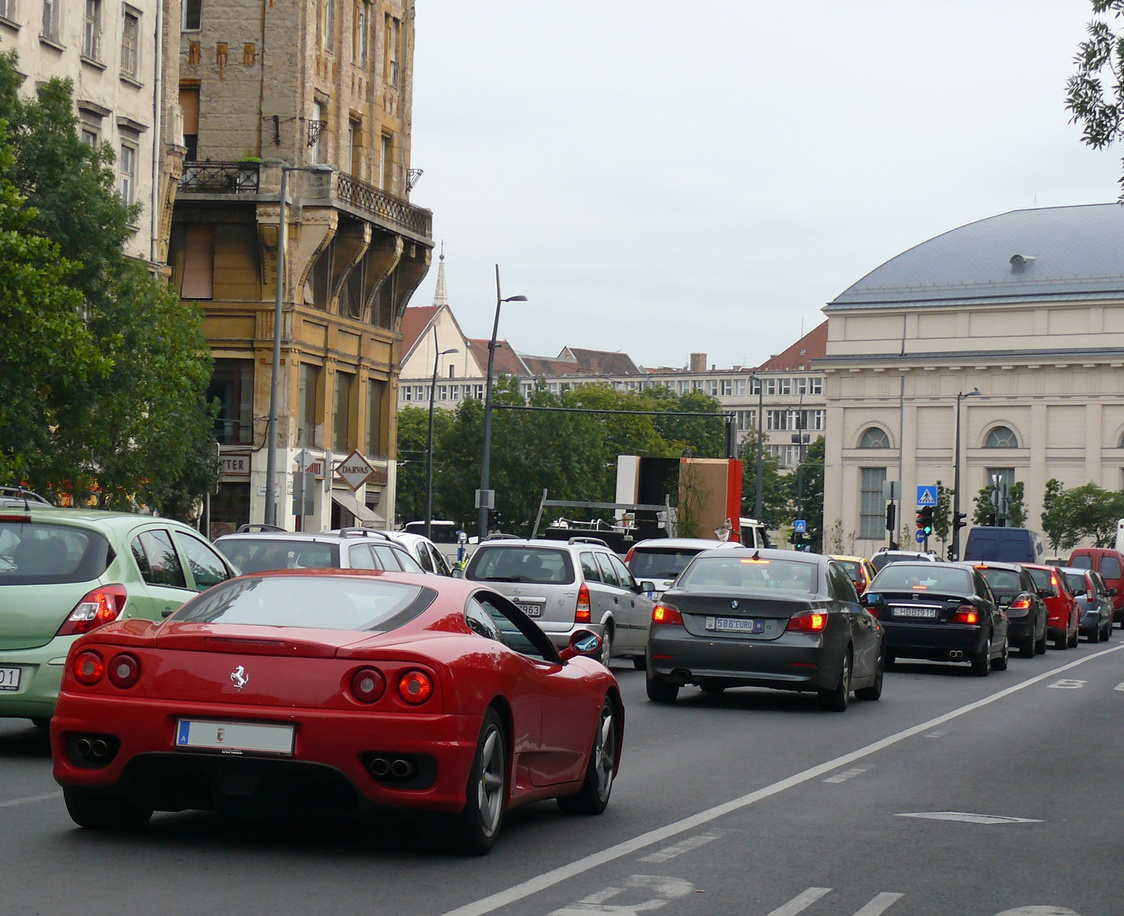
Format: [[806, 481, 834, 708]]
[[1115, 519, 1124, 554], [739, 517, 771, 549]]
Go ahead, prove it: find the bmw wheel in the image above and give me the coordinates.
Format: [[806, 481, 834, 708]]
[[855, 648, 884, 701], [819, 648, 852, 711], [645, 667, 679, 704], [452, 710, 506, 855], [558, 698, 617, 816]]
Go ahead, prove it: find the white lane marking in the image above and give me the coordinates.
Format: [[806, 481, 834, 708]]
[[896, 811, 1043, 825], [823, 765, 871, 783], [993, 909, 1080, 915], [1048, 679, 1086, 689], [924, 729, 947, 738], [854, 893, 905, 916], [765, 887, 831, 916], [440, 644, 1124, 916], [548, 875, 693, 915], [0, 791, 62, 809], [638, 833, 719, 863]]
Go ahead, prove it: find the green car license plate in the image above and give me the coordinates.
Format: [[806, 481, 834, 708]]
[[0, 667, 19, 691]]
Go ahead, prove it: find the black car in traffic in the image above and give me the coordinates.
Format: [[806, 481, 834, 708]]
[[863, 561, 1008, 675], [966, 561, 1047, 657]]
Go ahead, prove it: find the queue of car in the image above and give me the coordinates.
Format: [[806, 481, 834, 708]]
[[1, 491, 1117, 854]]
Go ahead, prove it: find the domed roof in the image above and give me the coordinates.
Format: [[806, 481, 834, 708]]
[[826, 203, 1124, 310]]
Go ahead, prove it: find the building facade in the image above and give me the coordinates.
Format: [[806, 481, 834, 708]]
[[169, 0, 433, 536], [820, 203, 1124, 558]]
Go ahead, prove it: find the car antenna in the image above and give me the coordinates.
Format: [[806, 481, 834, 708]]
[[751, 550, 760, 561]]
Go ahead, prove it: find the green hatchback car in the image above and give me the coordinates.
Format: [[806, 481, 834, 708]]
[[0, 498, 237, 725]]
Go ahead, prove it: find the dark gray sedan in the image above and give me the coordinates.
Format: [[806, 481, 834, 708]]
[[645, 549, 884, 711]]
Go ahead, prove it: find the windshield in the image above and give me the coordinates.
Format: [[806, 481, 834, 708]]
[[0, 521, 112, 585], [215, 538, 341, 573], [873, 565, 971, 593], [677, 556, 815, 595], [172, 575, 435, 630], [628, 547, 705, 580]]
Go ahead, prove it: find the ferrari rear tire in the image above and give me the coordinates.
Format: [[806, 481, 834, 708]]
[[63, 787, 152, 831], [451, 710, 506, 855], [558, 698, 617, 816]]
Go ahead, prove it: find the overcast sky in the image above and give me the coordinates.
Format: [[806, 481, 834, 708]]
[[408, 1, 1122, 371]]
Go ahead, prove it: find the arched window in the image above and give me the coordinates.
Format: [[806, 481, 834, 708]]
[[985, 426, 1019, 449], [858, 427, 890, 449]]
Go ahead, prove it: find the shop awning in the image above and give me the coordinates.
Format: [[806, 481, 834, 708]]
[[331, 490, 385, 526]]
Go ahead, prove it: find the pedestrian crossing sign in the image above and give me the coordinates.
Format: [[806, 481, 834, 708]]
[[916, 485, 938, 507]]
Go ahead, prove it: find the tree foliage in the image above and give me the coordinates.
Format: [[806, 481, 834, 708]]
[[0, 51, 218, 515], [1040, 481, 1124, 550], [1066, 1, 1124, 194]]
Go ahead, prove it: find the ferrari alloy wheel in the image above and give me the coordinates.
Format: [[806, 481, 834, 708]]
[[819, 648, 852, 711], [452, 710, 507, 855], [558, 698, 617, 816], [63, 787, 152, 831]]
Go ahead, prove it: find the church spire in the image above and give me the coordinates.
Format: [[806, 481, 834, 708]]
[[432, 240, 448, 307]]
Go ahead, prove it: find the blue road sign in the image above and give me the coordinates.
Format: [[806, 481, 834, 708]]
[[916, 485, 938, 507], [794, 519, 807, 533], [915, 530, 927, 544]]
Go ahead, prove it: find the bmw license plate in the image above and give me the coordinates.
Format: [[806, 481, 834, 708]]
[[0, 667, 19, 691], [514, 601, 543, 617], [706, 616, 764, 634], [892, 606, 937, 618], [175, 719, 294, 756]]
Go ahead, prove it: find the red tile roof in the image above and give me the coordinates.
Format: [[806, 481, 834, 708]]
[[757, 320, 828, 371]]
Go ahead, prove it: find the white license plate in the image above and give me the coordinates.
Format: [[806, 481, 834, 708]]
[[0, 667, 20, 691], [706, 616, 763, 634], [175, 719, 294, 756], [515, 602, 543, 618], [893, 606, 938, 618]]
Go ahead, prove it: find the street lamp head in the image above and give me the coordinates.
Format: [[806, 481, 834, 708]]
[[502, 295, 528, 303], [439, 347, 459, 356], [960, 387, 982, 399]]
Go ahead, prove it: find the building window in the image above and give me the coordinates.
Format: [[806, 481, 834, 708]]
[[860, 467, 887, 539], [119, 141, 136, 205], [778, 378, 791, 396], [180, 224, 214, 299], [179, 84, 199, 161], [349, 117, 362, 177], [333, 371, 353, 452], [985, 425, 1019, 449], [986, 467, 1016, 521], [859, 427, 890, 448], [298, 364, 322, 448], [380, 132, 392, 190], [42, 0, 60, 40], [353, 0, 368, 65], [0, 0, 17, 21], [121, 8, 139, 78], [795, 377, 807, 395], [182, 0, 200, 29], [706, 380, 718, 396], [734, 378, 746, 396], [80, 126, 99, 146], [83, 0, 101, 59], [207, 359, 254, 445], [384, 14, 399, 86], [310, 100, 324, 162], [764, 379, 776, 396], [750, 378, 762, 395], [810, 377, 823, 395], [367, 378, 384, 456], [317, 0, 334, 51], [784, 445, 802, 467]]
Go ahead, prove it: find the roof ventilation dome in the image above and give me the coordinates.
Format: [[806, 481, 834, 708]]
[[1009, 254, 1035, 273]]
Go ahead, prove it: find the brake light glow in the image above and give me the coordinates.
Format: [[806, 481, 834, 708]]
[[786, 611, 828, 633], [952, 605, 980, 624], [1008, 598, 1031, 611], [55, 585, 128, 637], [652, 603, 683, 627], [107, 653, 141, 689], [576, 583, 591, 623], [350, 667, 387, 703], [397, 670, 433, 705], [73, 650, 105, 686]]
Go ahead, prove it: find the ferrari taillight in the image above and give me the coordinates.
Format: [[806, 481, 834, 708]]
[[952, 605, 980, 624], [398, 670, 433, 705], [351, 667, 387, 703], [576, 583, 591, 623], [786, 611, 828, 633], [652, 603, 683, 627], [107, 653, 140, 689], [73, 650, 105, 686], [56, 585, 128, 637]]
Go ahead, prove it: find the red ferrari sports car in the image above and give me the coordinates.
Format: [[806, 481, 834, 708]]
[[51, 569, 623, 854]]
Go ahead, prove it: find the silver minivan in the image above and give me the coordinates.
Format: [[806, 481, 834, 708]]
[[461, 537, 655, 668]]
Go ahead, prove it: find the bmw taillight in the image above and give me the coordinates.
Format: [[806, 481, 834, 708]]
[[107, 653, 140, 689], [786, 611, 828, 633], [72, 650, 105, 686], [350, 667, 387, 703], [652, 603, 683, 627], [56, 585, 128, 637], [398, 670, 433, 705], [952, 604, 980, 624], [576, 583, 591, 623]]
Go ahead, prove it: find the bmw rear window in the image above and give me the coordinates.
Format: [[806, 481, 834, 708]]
[[171, 575, 436, 631], [0, 521, 112, 585], [466, 547, 575, 585]]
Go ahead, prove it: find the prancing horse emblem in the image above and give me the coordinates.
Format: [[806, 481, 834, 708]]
[[230, 665, 248, 690]]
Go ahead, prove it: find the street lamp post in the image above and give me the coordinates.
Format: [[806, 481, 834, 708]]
[[477, 265, 526, 540], [750, 374, 764, 520], [426, 329, 458, 540], [263, 161, 334, 529], [951, 387, 982, 560]]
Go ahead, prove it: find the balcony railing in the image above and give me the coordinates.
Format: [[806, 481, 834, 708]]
[[177, 161, 432, 239]]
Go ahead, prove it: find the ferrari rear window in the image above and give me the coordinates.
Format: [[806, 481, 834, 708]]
[[171, 575, 436, 631], [0, 522, 112, 585]]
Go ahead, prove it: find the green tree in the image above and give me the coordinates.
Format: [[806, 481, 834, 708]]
[[1058, 482, 1124, 547], [794, 436, 825, 551], [1066, 1, 1124, 194], [0, 52, 218, 514], [1041, 478, 1068, 553], [738, 429, 792, 531], [1006, 481, 1027, 529]]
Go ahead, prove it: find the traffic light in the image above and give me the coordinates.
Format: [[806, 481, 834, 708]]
[[953, 511, 967, 533], [916, 506, 933, 537]]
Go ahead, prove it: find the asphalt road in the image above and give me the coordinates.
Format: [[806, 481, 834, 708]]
[[4, 639, 1124, 916]]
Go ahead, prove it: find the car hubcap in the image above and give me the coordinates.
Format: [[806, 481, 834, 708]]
[[477, 728, 504, 837], [594, 707, 615, 801]]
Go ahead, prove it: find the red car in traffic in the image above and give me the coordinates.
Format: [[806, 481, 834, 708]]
[[52, 570, 623, 854], [1024, 563, 1080, 650]]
